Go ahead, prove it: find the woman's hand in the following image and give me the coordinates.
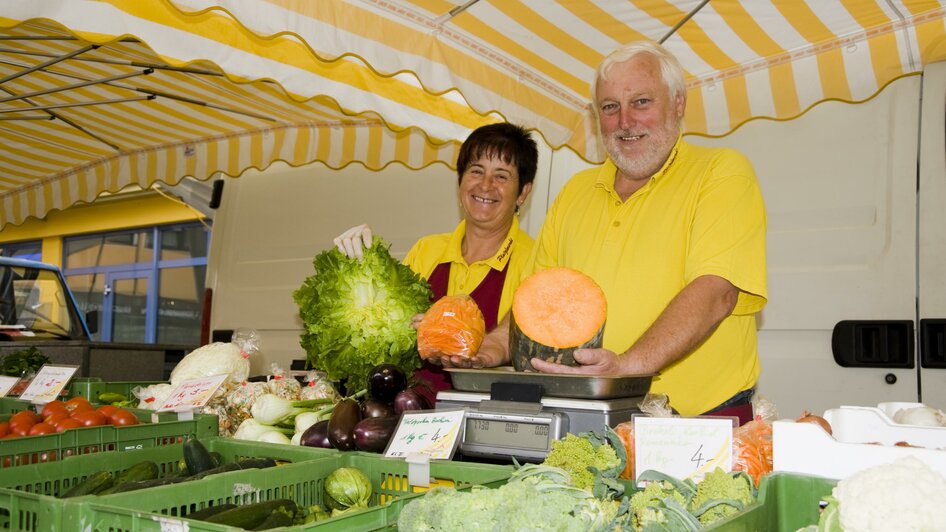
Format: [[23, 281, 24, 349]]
[[333, 224, 373, 259]]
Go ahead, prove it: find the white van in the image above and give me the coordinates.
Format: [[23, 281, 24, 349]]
[[206, 62, 946, 418]]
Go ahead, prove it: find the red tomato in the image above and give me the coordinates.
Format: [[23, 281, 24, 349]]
[[10, 410, 40, 427], [44, 412, 70, 427], [0, 422, 9, 438], [10, 423, 31, 437], [71, 411, 107, 427], [110, 410, 140, 426], [41, 401, 68, 419], [96, 405, 119, 419], [28, 423, 56, 436], [55, 419, 83, 432], [64, 396, 93, 413]]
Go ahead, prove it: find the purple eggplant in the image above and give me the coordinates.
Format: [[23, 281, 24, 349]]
[[366, 364, 407, 403], [361, 398, 396, 419], [353, 416, 399, 453], [300, 420, 332, 448], [328, 398, 362, 451], [394, 387, 432, 414]]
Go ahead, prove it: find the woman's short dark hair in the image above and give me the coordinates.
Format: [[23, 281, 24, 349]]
[[456, 123, 538, 193]]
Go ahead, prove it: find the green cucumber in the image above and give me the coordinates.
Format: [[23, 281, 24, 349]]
[[205, 499, 298, 529], [114, 461, 159, 486], [186, 503, 238, 521], [105, 475, 189, 494], [183, 438, 216, 476], [187, 462, 241, 480], [97, 392, 128, 404], [60, 471, 114, 498], [188, 457, 277, 481]]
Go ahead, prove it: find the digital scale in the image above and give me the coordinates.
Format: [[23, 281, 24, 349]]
[[436, 367, 653, 462]]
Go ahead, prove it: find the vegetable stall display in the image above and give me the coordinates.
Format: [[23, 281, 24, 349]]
[[509, 267, 607, 371], [293, 237, 432, 385]]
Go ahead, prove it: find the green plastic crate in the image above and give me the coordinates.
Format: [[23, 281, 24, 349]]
[[706, 472, 836, 531], [0, 396, 218, 468], [83, 452, 514, 531], [0, 437, 339, 531], [67, 378, 165, 403]]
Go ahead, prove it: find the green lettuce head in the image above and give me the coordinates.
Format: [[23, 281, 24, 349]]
[[293, 237, 432, 385]]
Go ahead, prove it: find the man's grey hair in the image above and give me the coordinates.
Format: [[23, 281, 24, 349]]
[[591, 40, 687, 115]]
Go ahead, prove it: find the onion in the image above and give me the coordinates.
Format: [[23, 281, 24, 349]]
[[795, 410, 833, 435], [892, 406, 946, 427]]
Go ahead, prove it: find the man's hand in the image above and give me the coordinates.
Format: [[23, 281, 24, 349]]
[[530, 348, 627, 375]]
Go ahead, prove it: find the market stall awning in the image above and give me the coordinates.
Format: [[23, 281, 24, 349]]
[[3, 0, 946, 229]]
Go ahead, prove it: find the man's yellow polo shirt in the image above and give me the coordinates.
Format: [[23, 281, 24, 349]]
[[404, 217, 534, 326], [531, 138, 767, 415]]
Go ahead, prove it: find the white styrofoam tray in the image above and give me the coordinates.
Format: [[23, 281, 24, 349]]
[[773, 408, 946, 480]]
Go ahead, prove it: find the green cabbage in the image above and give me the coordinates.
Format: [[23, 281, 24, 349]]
[[293, 238, 431, 385], [324, 467, 372, 510]]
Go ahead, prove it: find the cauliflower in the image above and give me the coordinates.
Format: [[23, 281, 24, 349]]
[[687, 468, 754, 525], [821, 456, 946, 532], [542, 433, 621, 491]]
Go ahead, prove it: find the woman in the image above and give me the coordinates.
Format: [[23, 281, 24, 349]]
[[334, 122, 538, 402]]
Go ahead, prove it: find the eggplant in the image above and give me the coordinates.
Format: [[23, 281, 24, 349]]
[[361, 398, 396, 419], [366, 364, 407, 403], [353, 416, 399, 453], [327, 398, 362, 451], [300, 419, 332, 449], [394, 387, 431, 414]]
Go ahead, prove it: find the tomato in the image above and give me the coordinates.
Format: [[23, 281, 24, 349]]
[[96, 405, 119, 419], [56, 419, 83, 432], [10, 423, 31, 437], [110, 410, 140, 426], [28, 423, 56, 436], [64, 396, 93, 413], [70, 411, 107, 427], [44, 412, 70, 426], [41, 401, 68, 419], [0, 422, 9, 438], [10, 410, 40, 427]]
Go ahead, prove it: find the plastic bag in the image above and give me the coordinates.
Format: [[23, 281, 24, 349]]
[[132, 383, 174, 410], [169, 328, 260, 386], [266, 363, 302, 400], [614, 393, 673, 480], [732, 396, 778, 487], [300, 370, 341, 402], [417, 294, 486, 359]]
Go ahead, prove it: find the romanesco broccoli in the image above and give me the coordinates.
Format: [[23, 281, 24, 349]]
[[629, 478, 696, 531], [542, 432, 621, 491], [687, 468, 754, 525]]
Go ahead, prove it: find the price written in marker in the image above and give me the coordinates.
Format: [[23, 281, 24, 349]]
[[385, 409, 465, 460], [19, 364, 79, 403], [156, 374, 228, 413], [633, 416, 734, 483]]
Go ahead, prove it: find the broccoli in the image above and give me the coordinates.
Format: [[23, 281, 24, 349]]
[[541, 428, 625, 495], [687, 468, 754, 525], [629, 474, 701, 531]]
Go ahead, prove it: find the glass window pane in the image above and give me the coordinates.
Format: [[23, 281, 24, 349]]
[[157, 265, 205, 345], [64, 230, 152, 268], [0, 241, 42, 261], [111, 277, 148, 343], [66, 273, 105, 341], [160, 224, 209, 261]]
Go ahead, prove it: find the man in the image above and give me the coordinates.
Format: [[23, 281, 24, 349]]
[[433, 41, 767, 421]]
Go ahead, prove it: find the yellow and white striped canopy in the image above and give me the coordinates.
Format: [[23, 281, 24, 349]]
[[3, 0, 946, 228]]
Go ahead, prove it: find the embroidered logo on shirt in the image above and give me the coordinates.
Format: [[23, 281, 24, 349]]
[[496, 238, 513, 263]]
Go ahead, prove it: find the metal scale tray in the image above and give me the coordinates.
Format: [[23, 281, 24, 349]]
[[446, 366, 654, 399]]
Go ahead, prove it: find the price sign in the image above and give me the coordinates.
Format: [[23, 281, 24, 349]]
[[385, 409, 465, 460], [634, 416, 734, 483], [0, 376, 19, 398], [156, 374, 228, 413], [19, 364, 79, 403]]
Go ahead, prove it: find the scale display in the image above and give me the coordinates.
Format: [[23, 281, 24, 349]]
[[461, 410, 566, 460]]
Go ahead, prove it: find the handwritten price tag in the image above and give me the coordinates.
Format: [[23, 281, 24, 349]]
[[156, 374, 228, 413], [19, 365, 79, 403], [385, 409, 465, 460], [634, 416, 734, 483], [0, 376, 19, 398]]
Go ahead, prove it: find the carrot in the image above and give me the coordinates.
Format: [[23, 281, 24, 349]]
[[614, 421, 635, 480], [509, 268, 607, 371], [417, 294, 486, 359], [732, 418, 773, 487]]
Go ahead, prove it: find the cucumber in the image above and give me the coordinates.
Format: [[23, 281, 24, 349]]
[[252, 507, 295, 530], [187, 462, 241, 480], [188, 457, 277, 481], [113, 461, 159, 486], [105, 475, 189, 494], [60, 471, 114, 498], [186, 503, 238, 521], [97, 392, 128, 404], [183, 438, 216, 476], [205, 499, 298, 529]]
